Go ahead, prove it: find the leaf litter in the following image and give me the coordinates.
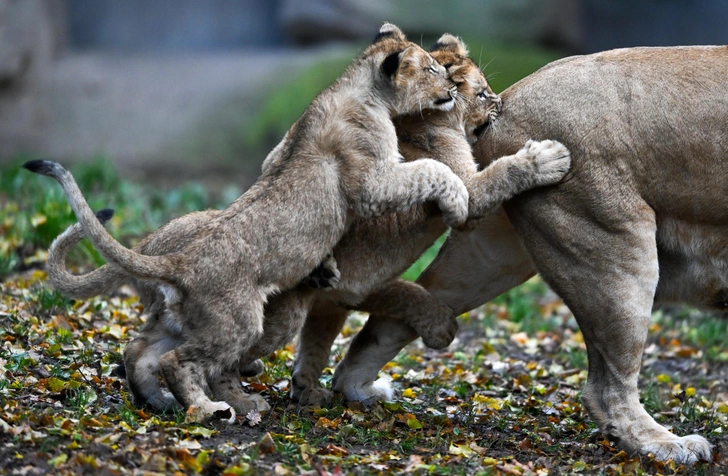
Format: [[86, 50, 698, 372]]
[[1, 264, 727, 474]]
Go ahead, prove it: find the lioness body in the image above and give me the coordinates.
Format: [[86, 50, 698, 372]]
[[29, 24, 474, 421], [329, 46, 727, 463]]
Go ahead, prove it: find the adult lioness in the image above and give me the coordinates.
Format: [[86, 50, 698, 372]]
[[327, 46, 726, 464], [26, 23, 473, 422]]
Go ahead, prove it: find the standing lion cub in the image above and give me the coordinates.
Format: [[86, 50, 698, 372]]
[[26, 23, 472, 422]]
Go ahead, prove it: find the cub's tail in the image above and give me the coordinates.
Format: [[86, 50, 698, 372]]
[[24, 160, 177, 283], [47, 209, 130, 299]]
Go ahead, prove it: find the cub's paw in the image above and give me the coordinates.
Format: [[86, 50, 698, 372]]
[[186, 400, 236, 424], [416, 315, 458, 350], [292, 386, 334, 407], [303, 254, 341, 289], [641, 434, 712, 465], [239, 359, 265, 377], [518, 139, 571, 187], [226, 392, 270, 418], [441, 180, 470, 228], [148, 391, 183, 413], [335, 378, 395, 405]]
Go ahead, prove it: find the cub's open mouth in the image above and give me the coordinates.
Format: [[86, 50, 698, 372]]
[[434, 96, 454, 105]]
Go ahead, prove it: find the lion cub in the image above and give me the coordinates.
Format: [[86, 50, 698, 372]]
[[26, 23, 472, 422], [288, 35, 572, 406]]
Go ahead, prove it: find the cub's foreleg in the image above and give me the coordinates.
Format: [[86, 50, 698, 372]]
[[467, 139, 571, 217], [290, 300, 349, 406], [356, 159, 469, 227]]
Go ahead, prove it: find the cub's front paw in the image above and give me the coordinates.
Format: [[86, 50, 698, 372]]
[[441, 181, 469, 228], [303, 254, 341, 289], [518, 139, 571, 187]]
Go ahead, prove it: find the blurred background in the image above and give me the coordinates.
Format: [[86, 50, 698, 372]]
[[1, 0, 728, 188]]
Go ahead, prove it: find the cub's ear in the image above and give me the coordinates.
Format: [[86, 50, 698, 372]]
[[373, 22, 406, 43], [431, 34, 469, 56], [381, 50, 403, 78]]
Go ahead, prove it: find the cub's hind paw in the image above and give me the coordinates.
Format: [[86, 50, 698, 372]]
[[518, 139, 571, 187], [186, 401, 236, 424], [292, 386, 334, 407], [239, 359, 264, 377], [417, 315, 458, 350], [303, 254, 341, 289]]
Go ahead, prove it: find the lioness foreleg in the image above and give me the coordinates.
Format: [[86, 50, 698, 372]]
[[331, 314, 417, 404]]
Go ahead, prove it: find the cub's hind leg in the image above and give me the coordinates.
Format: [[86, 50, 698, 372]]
[[124, 325, 182, 412], [159, 291, 266, 423], [290, 300, 349, 406], [209, 289, 314, 415]]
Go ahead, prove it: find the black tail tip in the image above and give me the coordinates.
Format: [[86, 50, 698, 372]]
[[95, 208, 115, 225], [22, 159, 58, 175]]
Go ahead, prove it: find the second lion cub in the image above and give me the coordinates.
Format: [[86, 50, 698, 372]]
[[26, 23, 471, 422]]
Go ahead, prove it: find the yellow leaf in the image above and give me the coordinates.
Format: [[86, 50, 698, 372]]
[[402, 388, 416, 399], [448, 443, 475, 457], [406, 417, 422, 430], [656, 374, 671, 383], [31, 214, 47, 227], [48, 454, 67, 467], [685, 387, 696, 397], [46, 377, 65, 392]]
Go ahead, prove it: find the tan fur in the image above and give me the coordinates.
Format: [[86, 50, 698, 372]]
[[326, 46, 726, 464], [44, 34, 571, 414], [287, 35, 570, 406], [29, 23, 474, 422]]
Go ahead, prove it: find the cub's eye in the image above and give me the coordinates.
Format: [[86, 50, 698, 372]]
[[428, 65, 438, 74], [477, 91, 488, 100]]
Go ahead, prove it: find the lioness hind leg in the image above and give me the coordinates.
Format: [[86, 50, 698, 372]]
[[291, 301, 348, 406], [510, 196, 712, 464]]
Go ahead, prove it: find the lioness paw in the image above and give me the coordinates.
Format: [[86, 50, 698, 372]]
[[641, 434, 712, 465], [518, 139, 571, 187], [292, 386, 334, 407]]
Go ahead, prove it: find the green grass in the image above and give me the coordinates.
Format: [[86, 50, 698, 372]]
[[0, 157, 234, 279]]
